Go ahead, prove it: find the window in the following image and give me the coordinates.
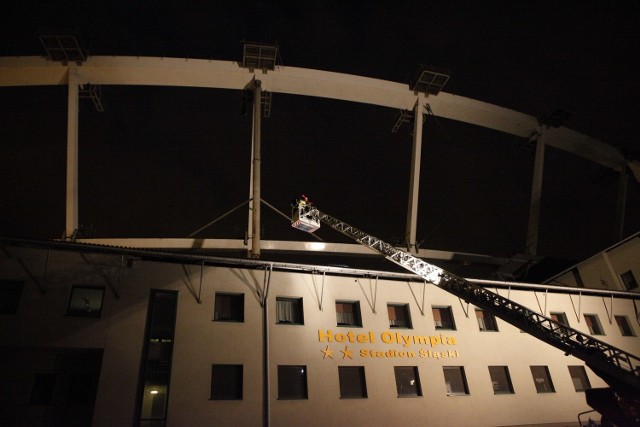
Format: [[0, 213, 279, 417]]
[[0, 280, 24, 314], [584, 314, 605, 335], [615, 315, 635, 336], [336, 301, 362, 327], [475, 309, 498, 331], [568, 366, 591, 392], [338, 366, 367, 398], [443, 366, 469, 395], [278, 365, 307, 399], [394, 366, 422, 397], [214, 293, 244, 322], [67, 286, 105, 317], [276, 297, 304, 324], [621, 270, 638, 291], [388, 304, 412, 328], [432, 306, 456, 330], [210, 364, 243, 400], [550, 312, 569, 326], [530, 366, 555, 393], [488, 366, 514, 394]]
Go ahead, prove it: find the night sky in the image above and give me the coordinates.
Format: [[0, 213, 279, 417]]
[[1, 2, 639, 263]]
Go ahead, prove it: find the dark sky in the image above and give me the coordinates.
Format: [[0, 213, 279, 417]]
[[1, 1, 639, 262]]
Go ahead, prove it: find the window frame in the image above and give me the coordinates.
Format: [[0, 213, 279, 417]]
[[335, 300, 363, 327], [67, 285, 105, 317], [584, 313, 605, 335], [568, 365, 591, 392], [620, 270, 638, 291], [432, 306, 456, 330], [614, 315, 635, 337], [277, 365, 308, 400], [530, 365, 555, 393], [213, 292, 244, 322], [475, 309, 498, 332], [443, 366, 469, 396], [210, 364, 243, 400], [394, 366, 422, 398], [276, 297, 304, 325], [387, 303, 413, 329], [488, 366, 514, 394], [338, 366, 368, 399]]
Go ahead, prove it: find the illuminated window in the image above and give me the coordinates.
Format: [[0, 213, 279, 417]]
[[278, 365, 307, 399], [338, 366, 367, 398], [568, 366, 591, 392], [432, 306, 456, 330], [213, 293, 244, 322], [615, 315, 635, 336], [0, 280, 24, 314], [443, 366, 469, 395], [67, 286, 104, 317], [475, 309, 498, 331], [620, 270, 638, 291], [394, 366, 422, 397], [210, 364, 243, 400], [276, 297, 304, 325], [584, 314, 605, 335], [530, 366, 555, 393], [488, 366, 514, 394], [388, 304, 412, 329], [336, 301, 362, 327]]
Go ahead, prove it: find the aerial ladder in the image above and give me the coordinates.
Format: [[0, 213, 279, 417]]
[[291, 196, 640, 426]]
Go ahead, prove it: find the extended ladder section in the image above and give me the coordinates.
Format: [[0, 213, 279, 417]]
[[293, 204, 640, 392]]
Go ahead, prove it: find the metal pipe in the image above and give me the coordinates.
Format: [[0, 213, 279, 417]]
[[251, 80, 262, 259]]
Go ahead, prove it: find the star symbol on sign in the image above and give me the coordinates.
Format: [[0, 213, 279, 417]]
[[321, 346, 333, 359], [340, 346, 353, 359]]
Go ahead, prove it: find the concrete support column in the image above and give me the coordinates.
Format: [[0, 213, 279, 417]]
[[66, 65, 79, 238], [405, 94, 425, 251], [250, 80, 262, 259], [526, 131, 545, 255]]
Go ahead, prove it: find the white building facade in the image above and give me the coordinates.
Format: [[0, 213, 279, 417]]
[[1, 238, 639, 427]]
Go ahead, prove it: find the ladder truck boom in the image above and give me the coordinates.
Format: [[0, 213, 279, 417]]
[[291, 197, 640, 425]]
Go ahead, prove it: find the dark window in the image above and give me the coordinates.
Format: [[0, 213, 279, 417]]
[[67, 286, 105, 317], [137, 290, 178, 426], [475, 309, 498, 331], [432, 306, 456, 330], [584, 314, 605, 335], [550, 312, 569, 326], [29, 373, 56, 405], [0, 280, 24, 314], [571, 268, 585, 288], [336, 301, 362, 327], [488, 366, 514, 394], [568, 366, 591, 392], [211, 364, 243, 400], [338, 366, 367, 398], [443, 366, 469, 395], [621, 270, 638, 291], [394, 366, 422, 397], [615, 315, 635, 336], [276, 297, 304, 325], [214, 293, 244, 322], [530, 366, 555, 393], [278, 365, 307, 399], [388, 304, 412, 329]]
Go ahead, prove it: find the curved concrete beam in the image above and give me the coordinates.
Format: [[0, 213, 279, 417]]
[[0, 55, 627, 170]]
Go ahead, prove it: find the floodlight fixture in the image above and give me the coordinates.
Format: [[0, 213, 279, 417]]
[[538, 108, 572, 128], [391, 109, 413, 133], [242, 42, 278, 73], [79, 84, 104, 112], [39, 35, 86, 65], [410, 65, 450, 96]]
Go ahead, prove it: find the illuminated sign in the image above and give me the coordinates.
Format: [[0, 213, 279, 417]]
[[318, 329, 459, 360]]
